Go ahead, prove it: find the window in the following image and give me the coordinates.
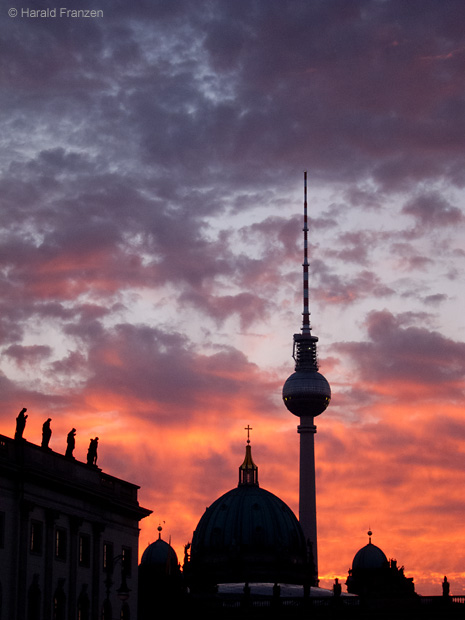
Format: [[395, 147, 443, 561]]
[[103, 542, 113, 572], [122, 546, 132, 577], [30, 520, 43, 555], [79, 534, 91, 567], [55, 527, 67, 560]]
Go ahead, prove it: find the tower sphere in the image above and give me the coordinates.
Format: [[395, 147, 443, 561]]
[[282, 369, 331, 417]]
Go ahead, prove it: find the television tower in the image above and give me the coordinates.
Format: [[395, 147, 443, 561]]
[[282, 172, 331, 581]]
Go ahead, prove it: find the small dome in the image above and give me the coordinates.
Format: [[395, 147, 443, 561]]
[[138, 528, 183, 618], [140, 530, 179, 575], [283, 370, 331, 417], [352, 541, 388, 571], [347, 531, 416, 599]]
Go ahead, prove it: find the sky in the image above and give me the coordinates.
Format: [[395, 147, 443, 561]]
[[1, 0, 465, 596]]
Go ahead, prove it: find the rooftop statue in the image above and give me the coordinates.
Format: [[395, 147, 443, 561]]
[[41, 418, 52, 449], [443, 576, 450, 597], [87, 437, 99, 466], [66, 428, 76, 458], [14, 407, 28, 440]]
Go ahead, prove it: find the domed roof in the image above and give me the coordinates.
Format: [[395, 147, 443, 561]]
[[352, 532, 388, 570], [188, 440, 312, 587], [347, 531, 416, 599], [140, 528, 179, 575], [283, 369, 331, 417], [192, 484, 306, 556]]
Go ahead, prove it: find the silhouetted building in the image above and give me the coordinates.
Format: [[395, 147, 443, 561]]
[[138, 526, 183, 618], [184, 435, 314, 593], [346, 531, 416, 599], [0, 430, 151, 620]]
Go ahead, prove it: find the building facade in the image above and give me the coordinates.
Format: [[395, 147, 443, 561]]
[[0, 432, 151, 620]]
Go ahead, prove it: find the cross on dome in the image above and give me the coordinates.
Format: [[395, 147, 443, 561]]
[[239, 428, 258, 486]]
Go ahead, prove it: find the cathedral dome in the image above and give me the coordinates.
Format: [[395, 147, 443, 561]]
[[187, 440, 312, 588], [192, 484, 306, 557]]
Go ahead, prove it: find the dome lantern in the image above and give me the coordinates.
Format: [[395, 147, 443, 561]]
[[238, 425, 258, 486]]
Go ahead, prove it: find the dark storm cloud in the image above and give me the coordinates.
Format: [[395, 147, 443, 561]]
[[50, 350, 88, 376], [68, 321, 278, 421], [4, 344, 52, 366], [335, 310, 465, 394], [388, 242, 434, 272], [343, 186, 383, 210], [329, 231, 375, 265], [423, 293, 448, 306], [313, 260, 395, 304], [193, 0, 465, 186], [3, 0, 464, 199], [2, 0, 464, 317], [180, 289, 268, 329], [402, 191, 464, 229]]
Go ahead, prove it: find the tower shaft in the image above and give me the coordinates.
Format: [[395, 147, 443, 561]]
[[298, 419, 318, 576]]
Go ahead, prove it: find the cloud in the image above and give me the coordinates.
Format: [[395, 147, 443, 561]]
[[335, 309, 465, 399], [403, 190, 464, 228], [4, 344, 52, 366], [313, 262, 395, 304]]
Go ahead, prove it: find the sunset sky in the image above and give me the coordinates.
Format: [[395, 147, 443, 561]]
[[2, 0, 465, 595]]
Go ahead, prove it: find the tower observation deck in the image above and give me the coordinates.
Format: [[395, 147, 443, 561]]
[[282, 172, 331, 582]]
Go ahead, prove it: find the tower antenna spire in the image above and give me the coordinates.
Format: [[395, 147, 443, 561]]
[[302, 170, 311, 335], [291, 172, 319, 371]]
